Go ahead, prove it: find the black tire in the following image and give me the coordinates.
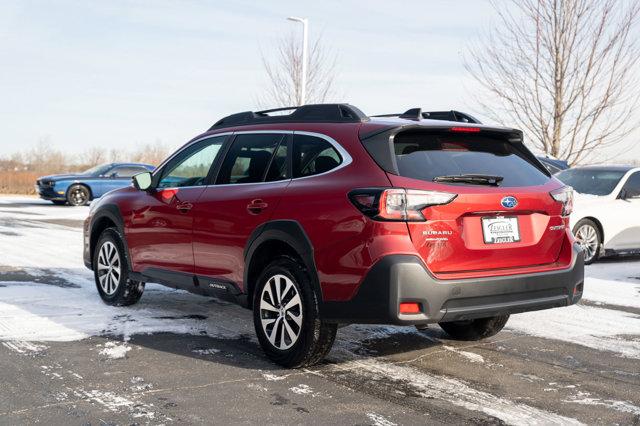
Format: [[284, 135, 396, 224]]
[[51, 200, 67, 206], [67, 184, 91, 206], [439, 315, 509, 341], [93, 228, 144, 306], [253, 256, 337, 368], [572, 218, 602, 265]]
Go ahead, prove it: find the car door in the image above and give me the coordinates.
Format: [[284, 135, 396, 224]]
[[609, 171, 640, 250], [127, 136, 227, 279], [193, 132, 290, 290]]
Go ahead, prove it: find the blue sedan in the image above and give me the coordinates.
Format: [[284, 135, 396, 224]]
[[35, 162, 155, 206]]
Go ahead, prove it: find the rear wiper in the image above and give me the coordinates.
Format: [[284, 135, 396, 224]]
[[433, 174, 504, 186]]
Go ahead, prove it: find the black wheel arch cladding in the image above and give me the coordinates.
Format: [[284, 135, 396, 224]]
[[89, 204, 131, 270], [244, 220, 322, 308]]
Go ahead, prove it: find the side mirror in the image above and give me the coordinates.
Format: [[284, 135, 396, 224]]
[[132, 172, 152, 191]]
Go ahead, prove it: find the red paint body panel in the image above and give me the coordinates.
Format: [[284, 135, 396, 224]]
[[193, 180, 290, 288], [126, 186, 205, 274], [90, 119, 578, 306], [385, 175, 568, 277]]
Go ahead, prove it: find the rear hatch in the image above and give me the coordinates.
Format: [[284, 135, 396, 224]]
[[363, 126, 566, 276]]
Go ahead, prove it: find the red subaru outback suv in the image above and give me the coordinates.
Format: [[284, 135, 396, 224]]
[[83, 104, 583, 367]]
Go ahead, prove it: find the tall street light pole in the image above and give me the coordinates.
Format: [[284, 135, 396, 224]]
[[287, 16, 308, 105]]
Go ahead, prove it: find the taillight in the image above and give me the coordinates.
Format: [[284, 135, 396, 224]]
[[550, 186, 573, 216], [349, 188, 457, 222]]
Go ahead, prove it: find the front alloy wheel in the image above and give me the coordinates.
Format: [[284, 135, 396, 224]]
[[573, 219, 601, 264], [259, 274, 303, 350], [94, 228, 145, 306], [97, 241, 121, 296], [67, 184, 90, 206]]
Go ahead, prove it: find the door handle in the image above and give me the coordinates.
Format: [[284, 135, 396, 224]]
[[247, 199, 268, 215], [176, 202, 193, 213]]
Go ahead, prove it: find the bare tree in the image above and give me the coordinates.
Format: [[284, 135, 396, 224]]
[[25, 138, 67, 174], [130, 141, 170, 166], [466, 0, 640, 165], [80, 147, 107, 167], [260, 32, 338, 107]]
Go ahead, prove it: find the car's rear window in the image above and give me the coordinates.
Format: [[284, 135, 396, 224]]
[[393, 131, 549, 187]]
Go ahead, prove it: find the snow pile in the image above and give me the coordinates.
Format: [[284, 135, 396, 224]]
[[99, 342, 132, 359]]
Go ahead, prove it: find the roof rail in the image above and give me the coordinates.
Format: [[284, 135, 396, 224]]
[[371, 109, 482, 124], [209, 103, 369, 131]]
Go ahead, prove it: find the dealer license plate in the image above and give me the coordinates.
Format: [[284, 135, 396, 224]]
[[481, 216, 520, 244]]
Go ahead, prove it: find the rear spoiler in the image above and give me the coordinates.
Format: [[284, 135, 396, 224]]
[[359, 124, 549, 177]]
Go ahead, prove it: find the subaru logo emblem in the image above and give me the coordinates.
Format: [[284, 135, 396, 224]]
[[501, 196, 518, 209]]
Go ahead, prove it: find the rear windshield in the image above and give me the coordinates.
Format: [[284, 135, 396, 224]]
[[393, 131, 549, 187]]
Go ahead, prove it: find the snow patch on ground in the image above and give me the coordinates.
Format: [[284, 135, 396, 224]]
[[366, 412, 397, 426], [443, 346, 485, 363], [507, 304, 640, 358], [343, 359, 584, 426], [289, 384, 314, 395], [99, 342, 131, 359], [35, 361, 159, 420], [192, 348, 220, 356], [2, 340, 47, 354], [262, 373, 288, 381], [564, 391, 640, 416]]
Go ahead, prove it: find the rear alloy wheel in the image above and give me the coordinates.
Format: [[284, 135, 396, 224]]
[[259, 274, 303, 350], [439, 315, 509, 341], [94, 228, 144, 306], [573, 219, 601, 264], [253, 256, 337, 368], [67, 184, 90, 206]]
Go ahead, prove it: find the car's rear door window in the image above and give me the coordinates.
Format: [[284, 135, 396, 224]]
[[293, 134, 342, 178], [216, 134, 285, 184], [393, 131, 549, 187]]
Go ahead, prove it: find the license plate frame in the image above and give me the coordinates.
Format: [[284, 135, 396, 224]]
[[481, 216, 520, 244]]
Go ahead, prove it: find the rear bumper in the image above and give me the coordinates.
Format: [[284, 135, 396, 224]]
[[321, 243, 584, 325]]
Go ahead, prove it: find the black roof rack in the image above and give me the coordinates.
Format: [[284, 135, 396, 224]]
[[209, 103, 369, 131], [372, 108, 482, 124]]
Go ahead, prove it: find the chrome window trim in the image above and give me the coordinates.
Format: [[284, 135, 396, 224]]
[[291, 130, 352, 181], [154, 129, 352, 190]]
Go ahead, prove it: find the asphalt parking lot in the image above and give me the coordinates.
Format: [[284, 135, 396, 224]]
[[0, 197, 639, 425]]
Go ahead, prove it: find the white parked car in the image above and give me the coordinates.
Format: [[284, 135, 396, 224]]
[[555, 165, 640, 264]]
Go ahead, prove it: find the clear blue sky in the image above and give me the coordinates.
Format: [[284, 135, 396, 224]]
[[1, 0, 639, 162]]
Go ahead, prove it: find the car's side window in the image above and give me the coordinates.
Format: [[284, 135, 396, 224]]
[[293, 134, 342, 178], [216, 134, 284, 184], [158, 137, 225, 188], [112, 166, 148, 178], [621, 172, 640, 198]]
